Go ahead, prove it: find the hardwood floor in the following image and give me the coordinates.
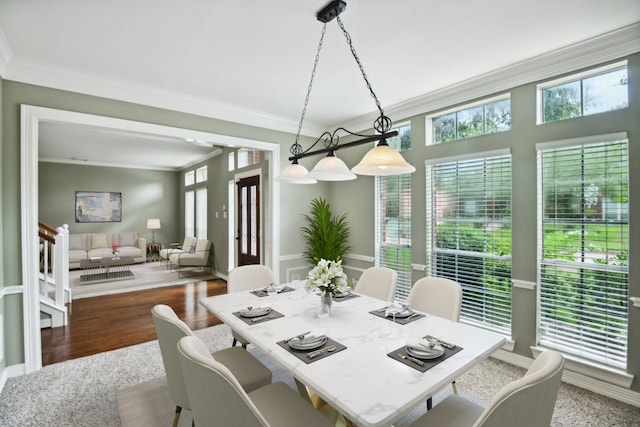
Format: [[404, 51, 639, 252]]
[[40, 279, 227, 366]]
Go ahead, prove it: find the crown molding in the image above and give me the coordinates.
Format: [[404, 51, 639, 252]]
[[1, 57, 327, 137], [339, 22, 640, 132], [1, 23, 638, 136]]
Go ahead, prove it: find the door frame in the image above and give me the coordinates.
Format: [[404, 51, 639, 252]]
[[20, 105, 281, 373], [233, 169, 263, 267]]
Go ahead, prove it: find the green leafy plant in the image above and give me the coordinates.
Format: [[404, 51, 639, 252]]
[[301, 197, 351, 264]]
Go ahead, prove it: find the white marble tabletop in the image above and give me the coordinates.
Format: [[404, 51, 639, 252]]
[[200, 283, 505, 427]]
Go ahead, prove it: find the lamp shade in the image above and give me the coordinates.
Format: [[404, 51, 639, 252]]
[[351, 143, 416, 176], [146, 218, 161, 230], [306, 153, 356, 181], [275, 162, 317, 184]]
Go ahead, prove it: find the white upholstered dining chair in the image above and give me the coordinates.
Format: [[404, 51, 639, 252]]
[[177, 335, 333, 427], [151, 304, 272, 427], [406, 276, 462, 321], [407, 276, 463, 408], [411, 350, 565, 427], [354, 266, 398, 302], [227, 264, 276, 347]]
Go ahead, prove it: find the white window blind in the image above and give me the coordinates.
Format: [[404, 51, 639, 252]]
[[375, 173, 412, 300], [537, 137, 628, 368], [185, 190, 195, 237], [375, 122, 412, 300], [426, 154, 512, 335], [195, 187, 207, 240]]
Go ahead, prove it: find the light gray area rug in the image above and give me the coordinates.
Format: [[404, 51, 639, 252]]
[[1, 324, 638, 426], [69, 261, 216, 299]]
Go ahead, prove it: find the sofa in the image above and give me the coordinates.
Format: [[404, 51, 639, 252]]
[[68, 232, 147, 269]]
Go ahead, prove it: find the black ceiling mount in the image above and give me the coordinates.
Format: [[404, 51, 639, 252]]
[[316, 0, 347, 23]]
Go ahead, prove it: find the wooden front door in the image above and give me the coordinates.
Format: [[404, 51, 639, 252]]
[[236, 175, 260, 266]]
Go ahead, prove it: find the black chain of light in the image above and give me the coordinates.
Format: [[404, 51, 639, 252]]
[[291, 23, 327, 157], [337, 16, 392, 134]]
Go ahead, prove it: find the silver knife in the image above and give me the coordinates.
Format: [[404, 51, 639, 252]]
[[427, 336, 455, 349], [307, 345, 336, 359], [251, 314, 275, 323]]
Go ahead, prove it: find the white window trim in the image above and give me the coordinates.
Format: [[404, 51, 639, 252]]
[[535, 131, 628, 152], [535, 60, 628, 125], [425, 93, 511, 145]]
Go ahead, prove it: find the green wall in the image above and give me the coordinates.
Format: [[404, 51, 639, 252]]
[[39, 163, 180, 244], [1, 52, 638, 393], [326, 54, 640, 387], [0, 71, 5, 373], [0, 80, 310, 367]]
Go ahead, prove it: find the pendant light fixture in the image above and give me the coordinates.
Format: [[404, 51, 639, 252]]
[[276, 0, 415, 184]]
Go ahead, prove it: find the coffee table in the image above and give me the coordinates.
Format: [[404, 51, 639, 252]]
[[79, 256, 135, 285]]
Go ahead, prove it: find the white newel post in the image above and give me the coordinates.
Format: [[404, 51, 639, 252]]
[[62, 224, 71, 303], [53, 226, 68, 308]]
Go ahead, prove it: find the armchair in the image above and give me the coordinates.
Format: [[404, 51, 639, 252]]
[[169, 239, 212, 277]]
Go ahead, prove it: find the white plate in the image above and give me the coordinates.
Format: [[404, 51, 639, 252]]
[[386, 308, 414, 318], [288, 336, 328, 350], [405, 345, 445, 360], [239, 307, 272, 318], [334, 291, 351, 298]]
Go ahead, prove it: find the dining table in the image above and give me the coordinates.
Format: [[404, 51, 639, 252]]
[[200, 281, 506, 427]]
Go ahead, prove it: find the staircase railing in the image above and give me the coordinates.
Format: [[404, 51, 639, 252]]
[[39, 222, 70, 326]]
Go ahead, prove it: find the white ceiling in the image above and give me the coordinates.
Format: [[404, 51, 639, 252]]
[[1, 0, 639, 170]]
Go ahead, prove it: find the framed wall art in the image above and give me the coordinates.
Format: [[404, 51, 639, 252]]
[[75, 191, 122, 223]]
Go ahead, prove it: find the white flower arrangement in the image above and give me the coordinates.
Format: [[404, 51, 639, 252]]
[[305, 258, 349, 296]]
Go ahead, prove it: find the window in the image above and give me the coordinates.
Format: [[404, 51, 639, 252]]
[[426, 151, 512, 335], [537, 133, 628, 368], [237, 149, 260, 168], [539, 61, 628, 123], [195, 187, 208, 239], [185, 165, 208, 239], [375, 122, 412, 300], [185, 190, 194, 237], [185, 170, 195, 186], [195, 165, 208, 183], [428, 95, 511, 144], [228, 152, 235, 171]]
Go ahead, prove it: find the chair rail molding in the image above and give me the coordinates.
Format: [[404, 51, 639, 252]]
[[511, 279, 536, 290]]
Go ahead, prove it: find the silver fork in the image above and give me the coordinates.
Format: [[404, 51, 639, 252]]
[[397, 352, 424, 366]]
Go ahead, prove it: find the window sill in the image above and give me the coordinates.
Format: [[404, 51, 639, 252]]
[[492, 346, 639, 407], [530, 346, 633, 388]]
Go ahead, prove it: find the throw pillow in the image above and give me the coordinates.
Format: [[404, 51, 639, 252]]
[[91, 233, 107, 249], [68, 234, 83, 250], [119, 232, 135, 247]]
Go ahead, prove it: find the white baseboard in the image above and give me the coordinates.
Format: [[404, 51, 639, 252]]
[[492, 349, 640, 408]]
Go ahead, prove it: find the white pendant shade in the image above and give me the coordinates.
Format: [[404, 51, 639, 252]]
[[306, 154, 356, 181], [275, 163, 317, 184], [351, 144, 416, 176]]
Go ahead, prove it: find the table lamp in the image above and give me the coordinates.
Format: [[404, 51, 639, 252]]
[[147, 218, 161, 243]]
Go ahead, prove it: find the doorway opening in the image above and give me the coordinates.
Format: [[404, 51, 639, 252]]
[[20, 105, 281, 373]]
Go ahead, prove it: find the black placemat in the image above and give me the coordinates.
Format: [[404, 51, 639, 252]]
[[332, 293, 361, 302], [277, 337, 347, 364], [387, 335, 463, 372], [369, 307, 425, 325], [250, 286, 295, 297], [232, 309, 285, 325]]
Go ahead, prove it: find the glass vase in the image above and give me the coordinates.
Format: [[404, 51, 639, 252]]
[[317, 292, 332, 318]]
